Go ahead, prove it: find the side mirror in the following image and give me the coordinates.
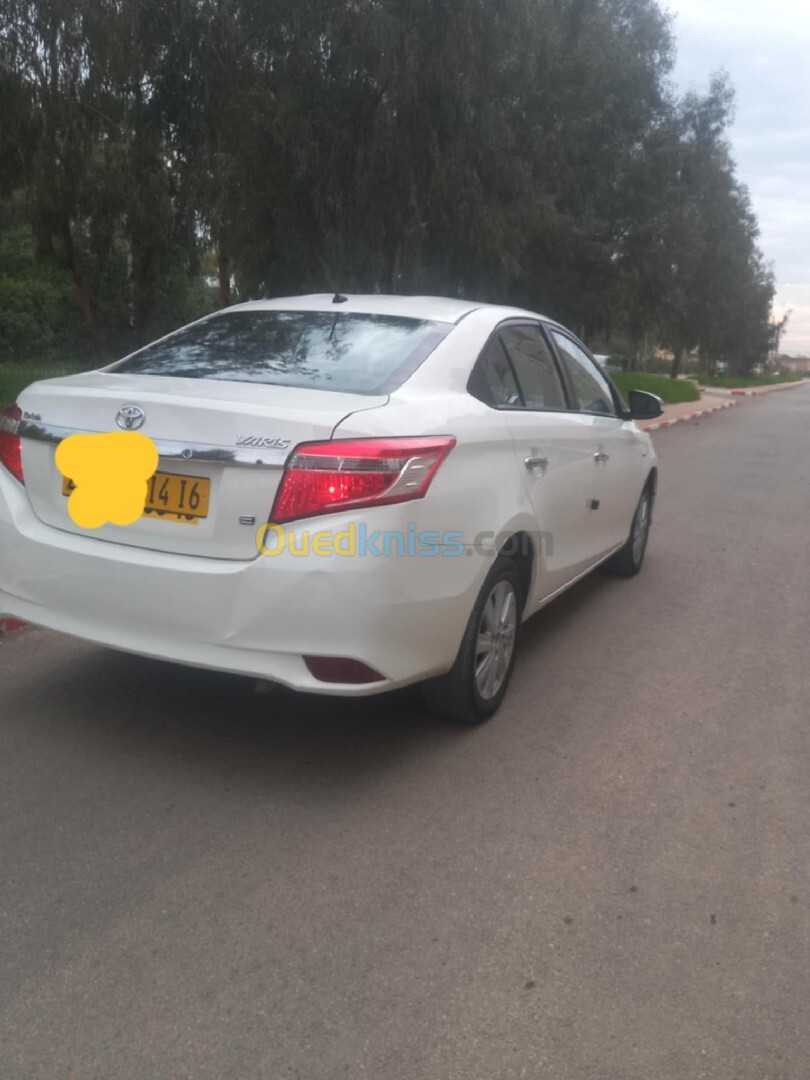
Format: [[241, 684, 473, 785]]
[[627, 389, 664, 421]]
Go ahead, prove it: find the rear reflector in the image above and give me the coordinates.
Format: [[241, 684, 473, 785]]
[[304, 656, 385, 684], [271, 436, 456, 524], [0, 404, 23, 484]]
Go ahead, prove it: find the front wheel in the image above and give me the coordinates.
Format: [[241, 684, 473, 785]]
[[422, 556, 523, 725]]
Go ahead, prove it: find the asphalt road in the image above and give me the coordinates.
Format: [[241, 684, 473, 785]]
[[2, 386, 810, 1080]]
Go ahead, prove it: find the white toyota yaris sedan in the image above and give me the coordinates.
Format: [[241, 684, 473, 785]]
[[0, 295, 661, 723]]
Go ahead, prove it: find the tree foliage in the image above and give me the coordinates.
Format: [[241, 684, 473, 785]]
[[0, 0, 775, 372]]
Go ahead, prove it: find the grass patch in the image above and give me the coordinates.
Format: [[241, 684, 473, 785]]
[[612, 371, 700, 405], [699, 374, 805, 389], [0, 359, 95, 406]]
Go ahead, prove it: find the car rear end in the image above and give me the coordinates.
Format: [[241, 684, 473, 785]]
[[0, 299, 488, 693]]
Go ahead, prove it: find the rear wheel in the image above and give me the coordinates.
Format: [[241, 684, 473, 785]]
[[603, 484, 652, 577], [422, 556, 523, 725]]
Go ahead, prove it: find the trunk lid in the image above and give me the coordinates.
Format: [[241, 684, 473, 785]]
[[18, 371, 386, 559]]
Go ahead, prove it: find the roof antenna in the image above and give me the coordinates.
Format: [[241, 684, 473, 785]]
[[319, 258, 348, 304]]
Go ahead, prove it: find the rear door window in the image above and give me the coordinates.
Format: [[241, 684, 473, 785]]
[[111, 311, 451, 395], [468, 338, 522, 407], [500, 325, 567, 411]]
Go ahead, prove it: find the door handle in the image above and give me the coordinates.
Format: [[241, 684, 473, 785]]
[[594, 450, 610, 464], [524, 455, 549, 471]]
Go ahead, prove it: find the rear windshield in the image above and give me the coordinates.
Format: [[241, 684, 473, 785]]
[[110, 310, 451, 395]]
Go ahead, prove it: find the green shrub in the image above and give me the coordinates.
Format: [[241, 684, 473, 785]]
[[0, 359, 93, 405], [640, 355, 673, 376], [611, 371, 700, 405], [0, 227, 90, 362]]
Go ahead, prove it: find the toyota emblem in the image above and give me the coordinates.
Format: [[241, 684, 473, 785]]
[[116, 404, 146, 431]]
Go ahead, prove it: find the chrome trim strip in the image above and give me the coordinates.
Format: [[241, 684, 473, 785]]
[[17, 421, 289, 469]]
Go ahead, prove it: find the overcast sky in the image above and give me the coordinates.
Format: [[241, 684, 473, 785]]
[[667, 0, 810, 354]]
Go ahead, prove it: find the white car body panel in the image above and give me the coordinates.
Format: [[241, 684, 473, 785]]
[[0, 294, 657, 695], [18, 373, 387, 560]]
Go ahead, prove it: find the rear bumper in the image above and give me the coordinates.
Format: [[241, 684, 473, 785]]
[[0, 473, 484, 695]]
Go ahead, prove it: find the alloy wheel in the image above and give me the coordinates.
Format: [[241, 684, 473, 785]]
[[632, 493, 651, 565], [474, 580, 518, 701]]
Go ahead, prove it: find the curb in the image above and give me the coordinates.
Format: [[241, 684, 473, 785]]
[[729, 384, 802, 397], [640, 399, 737, 432], [0, 618, 26, 634], [699, 382, 805, 398]]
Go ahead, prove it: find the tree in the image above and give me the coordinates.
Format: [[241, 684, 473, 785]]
[[0, 0, 777, 369], [769, 309, 791, 357]]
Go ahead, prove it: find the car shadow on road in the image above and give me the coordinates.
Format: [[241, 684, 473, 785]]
[[4, 567, 621, 796], [43, 653, 444, 782], [517, 569, 613, 655]]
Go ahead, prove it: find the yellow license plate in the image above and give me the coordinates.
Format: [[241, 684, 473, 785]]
[[62, 471, 211, 524]]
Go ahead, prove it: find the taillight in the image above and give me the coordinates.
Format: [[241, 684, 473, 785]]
[[0, 404, 23, 484], [270, 436, 456, 524]]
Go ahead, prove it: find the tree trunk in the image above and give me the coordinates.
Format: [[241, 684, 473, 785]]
[[132, 243, 155, 344], [629, 334, 642, 372], [62, 218, 106, 361], [641, 331, 650, 370], [217, 249, 232, 307], [670, 347, 684, 380], [389, 243, 402, 294]]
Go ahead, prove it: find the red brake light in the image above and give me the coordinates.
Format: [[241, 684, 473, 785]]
[[270, 436, 456, 524], [0, 404, 23, 484]]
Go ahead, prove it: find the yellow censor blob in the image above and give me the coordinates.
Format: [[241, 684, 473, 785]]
[[55, 431, 159, 529]]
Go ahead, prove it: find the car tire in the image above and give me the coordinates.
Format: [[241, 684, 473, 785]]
[[603, 483, 653, 578], [422, 555, 523, 725]]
